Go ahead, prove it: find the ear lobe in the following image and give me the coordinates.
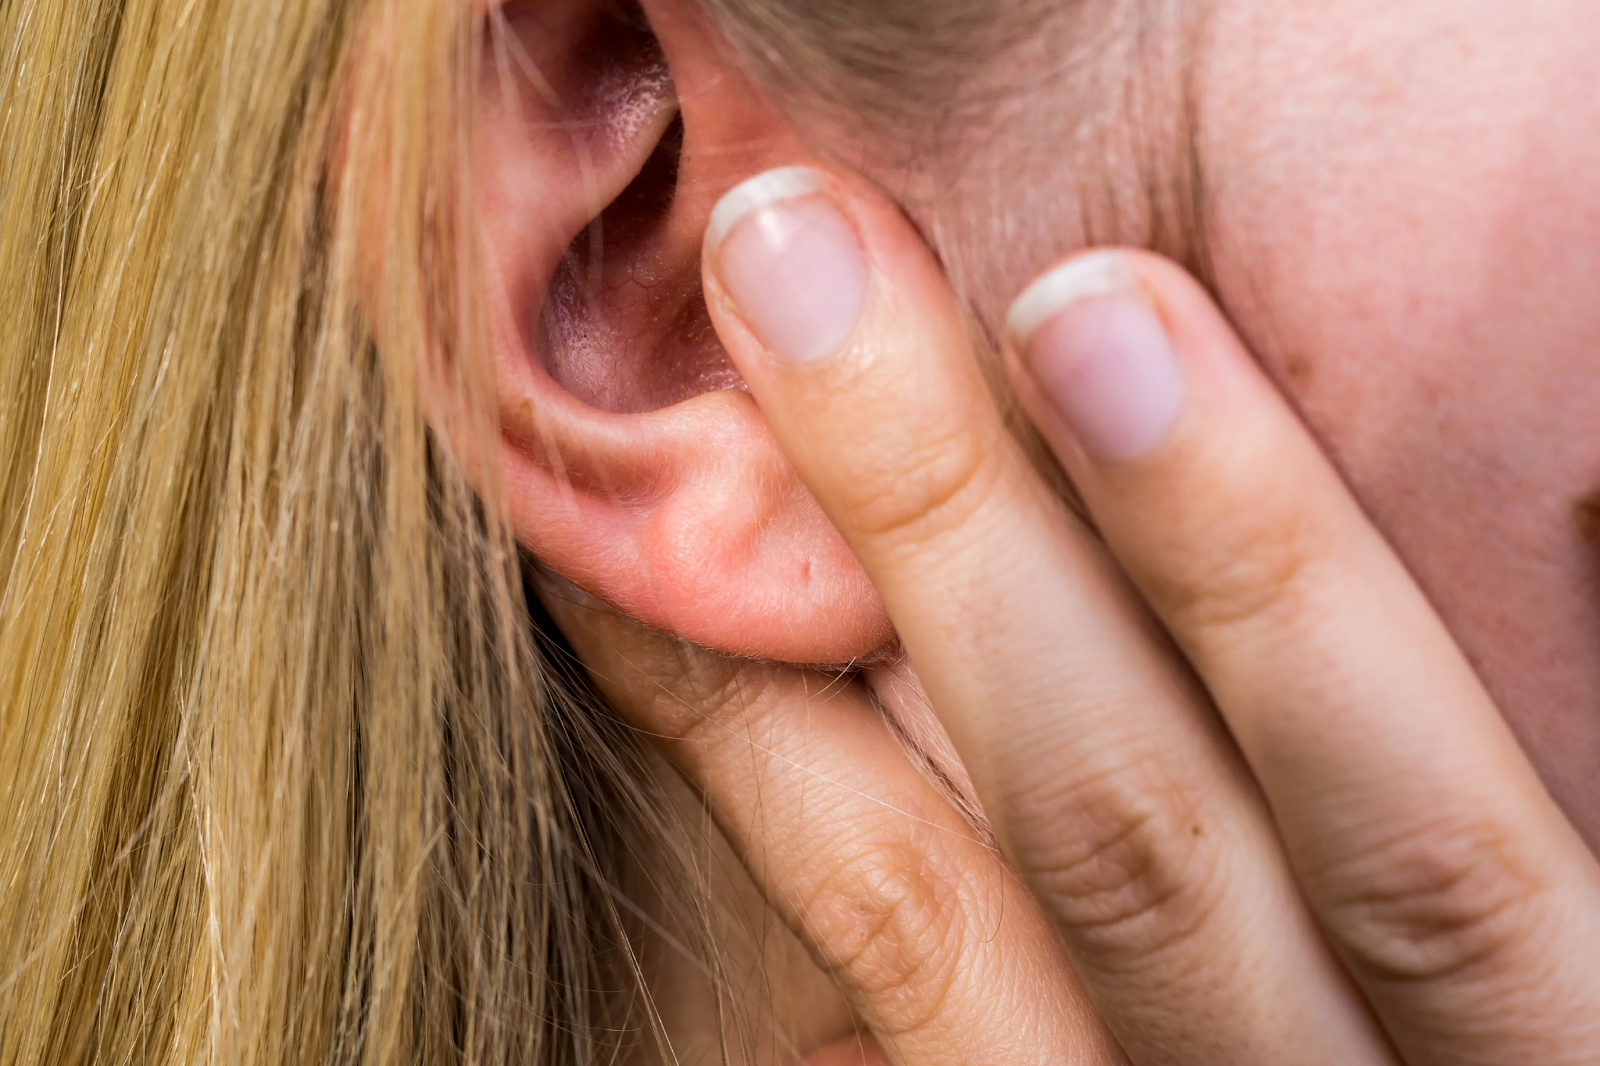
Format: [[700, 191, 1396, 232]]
[[478, 0, 892, 663], [500, 383, 891, 664]]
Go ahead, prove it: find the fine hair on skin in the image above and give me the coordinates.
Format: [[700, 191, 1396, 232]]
[[702, 0, 1214, 303]]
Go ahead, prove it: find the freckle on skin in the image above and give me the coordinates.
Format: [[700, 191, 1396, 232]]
[[1573, 489, 1600, 543], [1282, 351, 1313, 390]]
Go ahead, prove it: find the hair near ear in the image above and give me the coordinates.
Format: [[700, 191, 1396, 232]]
[[698, 0, 1067, 138], [0, 0, 680, 1062]]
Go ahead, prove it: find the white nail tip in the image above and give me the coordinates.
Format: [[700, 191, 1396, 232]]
[[1007, 251, 1140, 347], [705, 166, 829, 254]]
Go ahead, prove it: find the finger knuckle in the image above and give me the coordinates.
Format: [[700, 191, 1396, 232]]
[[836, 418, 1002, 550], [1153, 479, 1326, 638], [1314, 814, 1551, 987], [1019, 759, 1227, 974], [797, 833, 963, 1034]]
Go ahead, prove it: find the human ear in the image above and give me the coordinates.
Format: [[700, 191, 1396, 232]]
[[476, 0, 890, 663]]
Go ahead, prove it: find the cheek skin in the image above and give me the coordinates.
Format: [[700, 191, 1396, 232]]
[[883, 0, 1600, 854], [1198, 0, 1600, 849]]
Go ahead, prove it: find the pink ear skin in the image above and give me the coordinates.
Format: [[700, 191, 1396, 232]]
[[478, 0, 892, 664]]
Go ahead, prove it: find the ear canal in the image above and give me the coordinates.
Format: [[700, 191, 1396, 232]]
[[538, 112, 748, 414]]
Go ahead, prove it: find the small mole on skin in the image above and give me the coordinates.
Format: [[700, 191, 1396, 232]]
[[1573, 489, 1600, 543], [1282, 350, 1314, 391]]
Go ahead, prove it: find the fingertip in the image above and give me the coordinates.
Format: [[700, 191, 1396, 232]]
[[705, 167, 870, 367], [698, 164, 1020, 567], [1005, 250, 1189, 466], [1005, 248, 1289, 482]]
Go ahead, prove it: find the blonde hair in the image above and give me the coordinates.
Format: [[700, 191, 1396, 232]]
[[2, 0, 1098, 1061], [0, 0, 668, 1061]]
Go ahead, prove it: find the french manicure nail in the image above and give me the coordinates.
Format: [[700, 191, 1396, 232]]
[[1008, 252, 1185, 462], [707, 167, 867, 364]]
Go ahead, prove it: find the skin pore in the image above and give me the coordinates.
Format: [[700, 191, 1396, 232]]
[[481, 0, 1600, 1059]]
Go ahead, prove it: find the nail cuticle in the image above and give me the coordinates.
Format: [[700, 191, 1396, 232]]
[[1009, 254, 1186, 463], [707, 167, 869, 365]]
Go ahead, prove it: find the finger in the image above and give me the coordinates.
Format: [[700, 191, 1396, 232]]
[[1004, 249, 1600, 1063], [701, 167, 1395, 1065], [540, 585, 1126, 1066]]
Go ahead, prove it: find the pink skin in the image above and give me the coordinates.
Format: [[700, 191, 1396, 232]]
[[473, 0, 1600, 1055], [1199, 0, 1600, 849], [477, 0, 1600, 851], [716, 0, 1600, 850], [479, 0, 890, 664]]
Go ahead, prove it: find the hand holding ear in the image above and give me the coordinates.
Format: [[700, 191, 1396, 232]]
[[663, 165, 1600, 1066]]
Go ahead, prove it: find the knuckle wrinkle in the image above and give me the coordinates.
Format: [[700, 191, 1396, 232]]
[[1020, 762, 1225, 974], [841, 420, 1000, 549], [798, 836, 963, 1035], [1154, 495, 1323, 637], [1315, 815, 1549, 987]]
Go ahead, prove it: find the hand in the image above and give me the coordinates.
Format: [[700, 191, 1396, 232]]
[[547, 164, 1600, 1066]]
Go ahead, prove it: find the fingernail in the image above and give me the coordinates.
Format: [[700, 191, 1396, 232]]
[[706, 167, 867, 364], [1008, 252, 1185, 462]]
